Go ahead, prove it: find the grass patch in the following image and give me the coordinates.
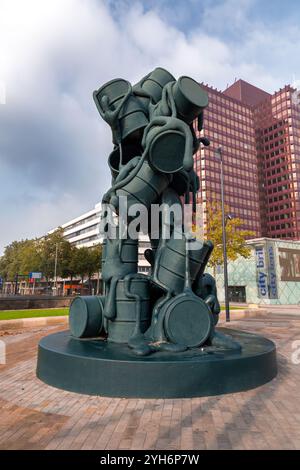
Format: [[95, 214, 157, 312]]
[[220, 306, 243, 311], [0, 304, 243, 321], [0, 308, 69, 321]]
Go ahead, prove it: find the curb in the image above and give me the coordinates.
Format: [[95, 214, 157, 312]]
[[218, 309, 268, 322], [0, 315, 68, 331]]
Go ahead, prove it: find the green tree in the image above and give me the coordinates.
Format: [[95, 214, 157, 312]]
[[0, 239, 38, 280], [0, 232, 102, 293], [38, 228, 72, 281], [203, 202, 255, 271], [19, 239, 42, 274], [70, 245, 102, 293], [62, 244, 78, 281]]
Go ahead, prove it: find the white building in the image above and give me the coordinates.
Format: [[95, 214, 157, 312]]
[[51, 202, 151, 274]]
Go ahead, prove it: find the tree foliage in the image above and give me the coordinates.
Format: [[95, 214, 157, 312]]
[[0, 239, 38, 280], [70, 246, 102, 283], [193, 202, 255, 268], [0, 229, 102, 284], [38, 228, 73, 280]]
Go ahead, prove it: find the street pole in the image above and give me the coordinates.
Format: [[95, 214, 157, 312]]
[[96, 271, 100, 295], [14, 273, 18, 295], [54, 243, 58, 296], [216, 147, 230, 322]]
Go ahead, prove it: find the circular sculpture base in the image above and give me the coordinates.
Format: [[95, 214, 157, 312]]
[[37, 328, 277, 398]]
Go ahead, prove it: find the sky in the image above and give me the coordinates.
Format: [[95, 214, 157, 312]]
[[0, 0, 300, 253]]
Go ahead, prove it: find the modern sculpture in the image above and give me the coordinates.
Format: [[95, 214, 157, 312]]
[[37, 68, 277, 398]]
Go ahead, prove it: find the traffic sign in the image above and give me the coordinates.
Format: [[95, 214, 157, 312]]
[[29, 272, 42, 279]]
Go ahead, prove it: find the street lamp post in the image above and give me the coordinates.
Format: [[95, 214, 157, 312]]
[[14, 273, 19, 296], [215, 147, 230, 322], [54, 243, 58, 296]]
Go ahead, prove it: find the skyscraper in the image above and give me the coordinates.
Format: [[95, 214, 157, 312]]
[[195, 79, 300, 240]]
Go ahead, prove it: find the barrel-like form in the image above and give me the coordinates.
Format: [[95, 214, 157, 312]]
[[162, 294, 213, 348], [116, 160, 171, 210], [147, 128, 186, 173], [93, 78, 148, 142], [117, 95, 149, 141], [107, 278, 150, 343], [69, 296, 105, 338], [93, 78, 130, 110], [102, 238, 138, 281], [156, 238, 209, 294], [108, 143, 143, 180], [170, 169, 189, 195], [141, 67, 175, 103], [173, 76, 208, 124]]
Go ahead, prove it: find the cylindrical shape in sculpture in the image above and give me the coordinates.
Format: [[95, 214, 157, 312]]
[[93, 78, 148, 143], [107, 278, 150, 343], [147, 127, 186, 173], [155, 238, 211, 295], [108, 143, 143, 180], [172, 76, 208, 124], [69, 296, 105, 338], [140, 67, 175, 103], [116, 160, 171, 210], [162, 295, 213, 348], [102, 237, 138, 282]]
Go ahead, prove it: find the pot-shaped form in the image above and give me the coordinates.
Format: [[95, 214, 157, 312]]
[[117, 95, 149, 142], [116, 160, 171, 210], [147, 127, 186, 174], [69, 295, 105, 338], [102, 237, 138, 282], [172, 76, 208, 124], [140, 67, 175, 103], [170, 169, 189, 195], [93, 78, 130, 110], [107, 277, 150, 343], [93, 78, 148, 142], [161, 293, 213, 347], [108, 143, 143, 180], [155, 237, 210, 295]]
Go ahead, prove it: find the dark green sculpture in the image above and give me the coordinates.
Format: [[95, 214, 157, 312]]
[[37, 67, 277, 398], [70, 67, 240, 355]]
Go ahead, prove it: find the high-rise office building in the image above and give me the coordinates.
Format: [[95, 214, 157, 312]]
[[195, 79, 300, 240], [56, 79, 300, 245]]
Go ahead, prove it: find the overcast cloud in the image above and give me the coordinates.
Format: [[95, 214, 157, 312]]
[[0, 0, 300, 253]]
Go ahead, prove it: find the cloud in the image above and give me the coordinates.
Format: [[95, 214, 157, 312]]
[[0, 0, 300, 252]]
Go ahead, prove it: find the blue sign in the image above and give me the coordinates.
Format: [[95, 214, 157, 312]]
[[255, 244, 278, 299], [0, 277, 3, 287], [255, 246, 268, 298], [267, 243, 278, 299], [29, 272, 42, 279]]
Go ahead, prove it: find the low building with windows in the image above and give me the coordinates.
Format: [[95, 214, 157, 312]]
[[51, 202, 151, 274], [213, 238, 300, 305], [53, 208, 300, 304]]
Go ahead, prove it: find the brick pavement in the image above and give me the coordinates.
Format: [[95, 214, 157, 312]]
[[0, 315, 300, 450]]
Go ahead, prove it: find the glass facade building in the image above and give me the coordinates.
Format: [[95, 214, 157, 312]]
[[211, 238, 300, 305], [195, 79, 300, 240]]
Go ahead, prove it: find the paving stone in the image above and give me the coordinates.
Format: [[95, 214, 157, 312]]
[[0, 314, 300, 449]]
